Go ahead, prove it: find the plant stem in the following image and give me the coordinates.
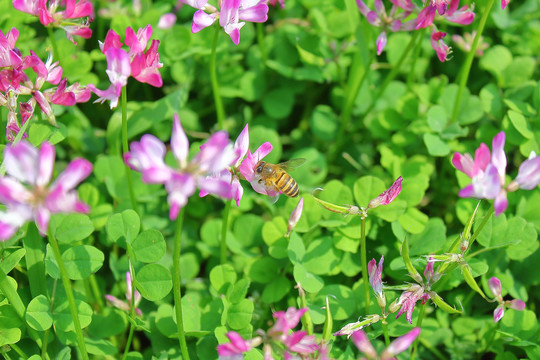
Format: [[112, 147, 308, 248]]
[[257, 23, 267, 64], [46, 27, 60, 64], [467, 205, 494, 251], [450, 0, 496, 123], [333, 51, 372, 160], [121, 86, 140, 215], [360, 216, 370, 314], [48, 229, 89, 360], [299, 286, 314, 335], [381, 321, 390, 346], [172, 208, 190, 360], [220, 199, 232, 265], [482, 321, 500, 354], [360, 30, 421, 123], [121, 262, 137, 360], [409, 304, 426, 360], [406, 28, 425, 88], [210, 25, 226, 130], [9, 344, 27, 359]]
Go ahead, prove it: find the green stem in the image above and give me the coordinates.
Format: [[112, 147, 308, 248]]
[[256, 23, 267, 64], [48, 229, 89, 360], [220, 199, 232, 265], [482, 321, 500, 354], [333, 51, 372, 160], [360, 217, 370, 314], [89, 274, 104, 309], [9, 343, 27, 359], [360, 30, 421, 122], [450, 0, 496, 123], [121, 86, 140, 215], [381, 321, 390, 346], [172, 208, 190, 360], [210, 25, 225, 130], [121, 263, 137, 360], [406, 28, 425, 88], [0, 267, 26, 320], [409, 304, 426, 360], [46, 27, 60, 64], [466, 205, 494, 252], [299, 287, 314, 335]]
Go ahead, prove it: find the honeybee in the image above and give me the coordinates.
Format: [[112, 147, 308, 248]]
[[254, 158, 306, 199]]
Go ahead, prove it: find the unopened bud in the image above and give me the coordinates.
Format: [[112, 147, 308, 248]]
[[367, 176, 403, 209], [286, 197, 303, 237]]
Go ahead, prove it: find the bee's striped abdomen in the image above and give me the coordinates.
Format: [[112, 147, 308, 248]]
[[275, 172, 299, 197]]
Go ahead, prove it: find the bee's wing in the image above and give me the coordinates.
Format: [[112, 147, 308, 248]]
[[277, 158, 306, 171]]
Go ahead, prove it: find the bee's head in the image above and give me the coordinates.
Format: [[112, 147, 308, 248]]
[[255, 161, 265, 174]]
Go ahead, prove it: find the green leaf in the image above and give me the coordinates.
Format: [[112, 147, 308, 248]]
[[210, 264, 237, 294], [53, 299, 93, 332], [181, 292, 202, 333], [293, 264, 324, 293], [87, 308, 128, 338], [423, 133, 451, 157], [408, 218, 447, 255], [353, 176, 385, 209], [228, 278, 251, 304], [62, 245, 105, 280], [427, 105, 448, 133], [262, 276, 291, 303], [398, 208, 429, 234], [0, 248, 25, 274], [132, 229, 166, 263], [136, 264, 172, 301], [461, 265, 488, 300], [85, 338, 118, 356], [248, 257, 279, 284], [52, 213, 94, 244], [322, 296, 333, 341], [303, 237, 341, 276], [262, 88, 295, 120], [310, 105, 338, 140], [291, 147, 328, 187], [106, 209, 141, 247], [287, 232, 306, 265], [226, 299, 254, 330], [314, 285, 356, 322], [507, 110, 533, 139], [479, 45, 513, 84], [26, 295, 53, 331]]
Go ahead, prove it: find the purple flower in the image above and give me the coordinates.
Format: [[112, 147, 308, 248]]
[[367, 176, 403, 209], [0, 141, 92, 240], [124, 115, 236, 219], [12, 0, 94, 44], [217, 331, 261, 359], [282, 331, 318, 356], [352, 327, 420, 360], [89, 25, 163, 108], [368, 256, 386, 309], [453, 132, 540, 216], [105, 271, 142, 316], [238, 141, 275, 196], [268, 307, 307, 337], [157, 13, 177, 29], [488, 277, 525, 323], [501, 0, 510, 9], [394, 284, 427, 324], [416, 0, 474, 29], [286, 197, 303, 237], [180, 0, 269, 45], [431, 31, 451, 62]]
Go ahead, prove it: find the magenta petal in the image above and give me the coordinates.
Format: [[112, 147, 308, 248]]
[[35, 206, 51, 235], [452, 152, 474, 177], [488, 277, 501, 297], [4, 140, 39, 184], [105, 48, 131, 88], [233, 123, 250, 166], [493, 190, 508, 216], [37, 142, 55, 187], [254, 142, 273, 160], [416, 5, 436, 29], [227, 26, 242, 45], [158, 13, 177, 29], [192, 10, 216, 33], [171, 114, 189, 166], [508, 299, 525, 311], [493, 305, 505, 323], [100, 29, 123, 53], [501, 0, 509, 9], [376, 31, 387, 55], [515, 155, 540, 190], [0, 177, 30, 204], [382, 327, 421, 358], [198, 177, 233, 199], [351, 331, 377, 358], [473, 143, 491, 175], [491, 131, 506, 181], [52, 158, 93, 191], [0, 221, 18, 241], [239, 3, 269, 23]]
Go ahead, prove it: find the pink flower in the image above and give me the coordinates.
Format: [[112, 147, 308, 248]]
[[268, 0, 285, 8], [105, 271, 142, 316], [158, 13, 177, 29], [488, 277, 525, 323], [12, 0, 94, 44], [180, 0, 269, 45], [367, 176, 403, 209], [282, 331, 318, 355], [268, 307, 307, 338], [510, 152, 540, 191], [0, 141, 92, 240], [431, 31, 451, 62], [89, 25, 163, 108], [217, 331, 261, 359], [238, 141, 274, 196], [368, 256, 386, 309], [124, 115, 236, 219], [286, 197, 303, 237], [394, 285, 426, 324], [451, 31, 489, 56], [352, 327, 420, 360], [501, 0, 510, 9]]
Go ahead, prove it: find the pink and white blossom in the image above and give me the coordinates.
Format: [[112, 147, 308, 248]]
[[488, 277, 525, 323], [105, 271, 142, 316], [0, 141, 92, 240], [367, 176, 403, 209], [431, 31, 451, 62], [286, 197, 303, 237], [352, 327, 420, 360]]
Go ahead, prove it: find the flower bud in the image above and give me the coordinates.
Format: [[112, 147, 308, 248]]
[[286, 197, 303, 237], [367, 176, 403, 209]]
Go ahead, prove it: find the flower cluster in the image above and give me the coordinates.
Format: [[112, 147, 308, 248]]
[[0, 141, 92, 240], [488, 277, 525, 323], [12, 0, 94, 44], [179, 0, 269, 45], [217, 307, 318, 359], [352, 327, 421, 360], [105, 270, 143, 316], [124, 115, 237, 219], [89, 25, 163, 108], [453, 131, 540, 215], [356, 0, 475, 62], [0, 28, 91, 141]]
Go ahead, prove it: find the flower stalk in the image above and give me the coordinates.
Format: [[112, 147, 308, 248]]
[[450, 0, 497, 123], [48, 228, 89, 360], [46, 27, 60, 65], [220, 199, 232, 264], [211, 24, 225, 130], [172, 208, 190, 360], [360, 216, 370, 314], [121, 86, 139, 215]]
